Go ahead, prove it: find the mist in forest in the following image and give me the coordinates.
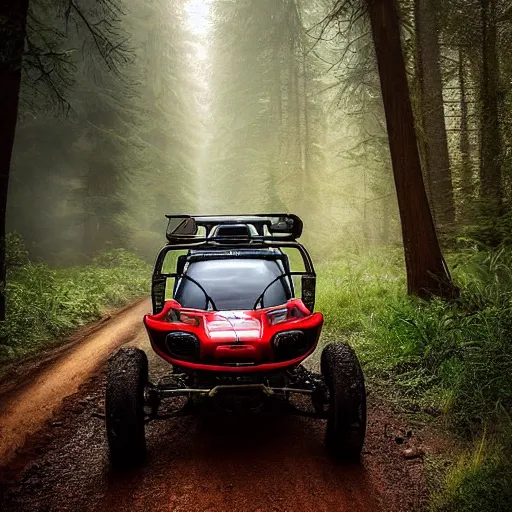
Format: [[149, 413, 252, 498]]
[[6, 0, 401, 266]]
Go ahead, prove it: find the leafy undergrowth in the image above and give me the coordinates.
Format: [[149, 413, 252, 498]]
[[428, 431, 512, 512], [315, 247, 512, 512], [0, 244, 150, 365]]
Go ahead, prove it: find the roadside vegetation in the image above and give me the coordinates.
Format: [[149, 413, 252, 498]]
[[0, 234, 150, 366], [316, 246, 512, 512]]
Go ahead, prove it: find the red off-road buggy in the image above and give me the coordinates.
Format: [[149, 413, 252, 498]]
[[105, 214, 366, 467]]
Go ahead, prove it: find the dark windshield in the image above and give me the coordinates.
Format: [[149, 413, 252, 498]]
[[174, 258, 290, 310]]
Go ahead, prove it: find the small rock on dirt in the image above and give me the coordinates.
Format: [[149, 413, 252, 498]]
[[404, 447, 424, 460]]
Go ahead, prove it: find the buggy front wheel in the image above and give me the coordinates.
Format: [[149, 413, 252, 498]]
[[105, 347, 148, 469], [321, 342, 366, 461]]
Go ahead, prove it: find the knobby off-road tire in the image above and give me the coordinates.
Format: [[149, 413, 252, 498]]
[[105, 347, 148, 469], [321, 342, 367, 461]]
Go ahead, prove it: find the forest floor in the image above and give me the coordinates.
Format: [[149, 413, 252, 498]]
[[0, 300, 453, 512]]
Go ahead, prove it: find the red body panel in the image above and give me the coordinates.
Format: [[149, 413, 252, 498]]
[[144, 299, 324, 373]]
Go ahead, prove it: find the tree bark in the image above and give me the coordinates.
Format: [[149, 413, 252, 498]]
[[366, 0, 458, 298], [414, 0, 455, 231], [479, 0, 502, 222], [0, 0, 30, 321], [458, 47, 473, 215]]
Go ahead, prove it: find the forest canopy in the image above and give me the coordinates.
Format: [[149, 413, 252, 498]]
[[7, 0, 401, 266], [7, 0, 511, 269]]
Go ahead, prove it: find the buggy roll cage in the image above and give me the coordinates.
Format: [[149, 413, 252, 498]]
[[165, 213, 303, 243], [151, 214, 317, 314]]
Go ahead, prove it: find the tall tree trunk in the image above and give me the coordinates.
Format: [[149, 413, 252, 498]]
[[302, 49, 310, 182], [414, 0, 455, 231], [269, 45, 284, 210], [0, 0, 29, 321], [287, 37, 300, 175], [293, 57, 301, 173], [279, 41, 290, 172], [366, 0, 458, 298], [458, 47, 473, 217], [479, 0, 502, 223]]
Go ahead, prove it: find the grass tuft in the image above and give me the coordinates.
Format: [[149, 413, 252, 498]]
[[0, 248, 150, 365], [430, 428, 512, 512]]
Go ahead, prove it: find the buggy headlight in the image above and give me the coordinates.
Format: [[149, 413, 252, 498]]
[[272, 330, 310, 361], [166, 332, 199, 361], [179, 313, 201, 326], [165, 309, 200, 326], [267, 308, 288, 325]]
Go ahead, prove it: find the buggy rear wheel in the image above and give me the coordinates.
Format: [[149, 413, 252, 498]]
[[321, 342, 366, 461], [105, 347, 148, 469]]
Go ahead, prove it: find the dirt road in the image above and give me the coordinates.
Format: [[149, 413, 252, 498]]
[[0, 303, 429, 512]]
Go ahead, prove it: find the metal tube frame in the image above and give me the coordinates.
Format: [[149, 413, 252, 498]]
[[144, 368, 330, 421], [151, 241, 316, 314]]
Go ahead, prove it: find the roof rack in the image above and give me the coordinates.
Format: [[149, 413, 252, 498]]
[[164, 214, 303, 245]]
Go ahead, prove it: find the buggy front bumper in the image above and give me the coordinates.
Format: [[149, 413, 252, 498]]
[[150, 341, 317, 373]]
